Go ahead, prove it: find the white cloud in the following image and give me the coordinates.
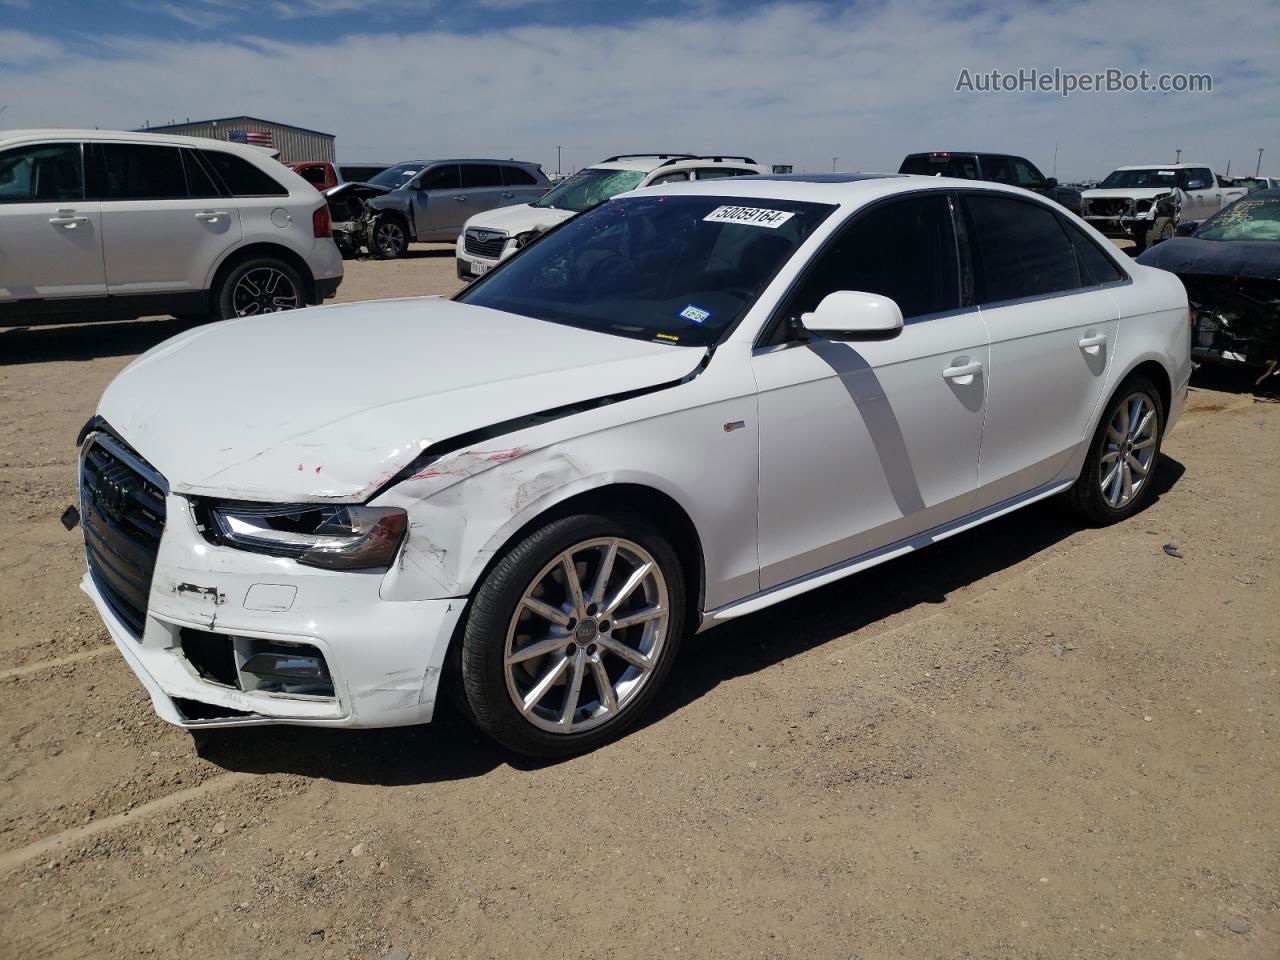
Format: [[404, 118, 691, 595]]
[[0, 29, 61, 64], [1, 1, 1276, 180]]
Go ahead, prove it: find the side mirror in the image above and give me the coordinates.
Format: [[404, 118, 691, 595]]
[[1175, 220, 1200, 237], [1185, 179, 1207, 190], [1044, 177, 1058, 189], [800, 291, 904, 341]]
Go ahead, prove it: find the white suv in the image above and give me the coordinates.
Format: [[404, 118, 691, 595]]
[[0, 129, 343, 326], [456, 153, 767, 279]]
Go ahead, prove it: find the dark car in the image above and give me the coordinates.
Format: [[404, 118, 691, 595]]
[[899, 152, 1082, 214], [1137, 189, 1280, 382]]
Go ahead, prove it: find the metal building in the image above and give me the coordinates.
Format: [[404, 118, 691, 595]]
[[134, 116, 335, 163]]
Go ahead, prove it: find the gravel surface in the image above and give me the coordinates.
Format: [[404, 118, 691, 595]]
[[1, 244, 1276, 959]]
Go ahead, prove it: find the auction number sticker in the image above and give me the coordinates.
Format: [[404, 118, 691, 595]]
[[703, 205, 795, 228]]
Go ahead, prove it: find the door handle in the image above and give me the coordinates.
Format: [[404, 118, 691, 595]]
[[1078, 332, 1108, 355], [453, 195, 467, 201], [195, 210, 229, 222], [501, 192, 514, 199], [48, 215, 89, 228], [942, 360, 982, 384]]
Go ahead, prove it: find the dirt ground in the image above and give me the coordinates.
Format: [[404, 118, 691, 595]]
[[1, 243, 1277, 960]]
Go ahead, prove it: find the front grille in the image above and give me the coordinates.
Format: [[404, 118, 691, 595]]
[[464, 229, 506, 260], [80, 433, 167, 638], [1086, 198, 1133, 218]]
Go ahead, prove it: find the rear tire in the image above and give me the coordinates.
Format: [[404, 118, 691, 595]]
[[1065, 377, 1165, 525], [460, 512, 686, 758], [216, 257, 305, 320], [1147, 217, 1175, 248]]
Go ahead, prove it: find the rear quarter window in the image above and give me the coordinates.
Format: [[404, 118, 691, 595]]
[[199, 149, 289, 197]]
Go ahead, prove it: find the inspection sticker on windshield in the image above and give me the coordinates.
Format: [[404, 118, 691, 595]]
[[703, 205, 795, 229], [679, 304, 712, 324]]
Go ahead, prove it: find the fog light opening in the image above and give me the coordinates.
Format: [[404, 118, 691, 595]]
[[234, 637, 335, 698]]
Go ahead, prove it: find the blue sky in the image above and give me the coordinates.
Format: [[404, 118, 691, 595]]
[[1, 0, 1276, 179]]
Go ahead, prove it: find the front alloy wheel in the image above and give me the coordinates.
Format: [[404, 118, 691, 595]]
[[460, 513, 685, 757], [371, 218, 407, 259]]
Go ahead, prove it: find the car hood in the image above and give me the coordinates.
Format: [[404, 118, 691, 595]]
[[465, 203, 574, 236], [98, 298, 700, 502], [1082, 187, 1176, 201], [325, 181, 393, 202], [1136, 236, 1280, 282]]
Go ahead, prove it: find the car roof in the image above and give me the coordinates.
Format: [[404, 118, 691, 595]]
[[0, 127, 277, 161], [386, 158, 540, 167], [903, 151, 1025, 158], [617, 173, 1055, 208], [1112, 163, 1209, 170], [584, 154, 761, 174]]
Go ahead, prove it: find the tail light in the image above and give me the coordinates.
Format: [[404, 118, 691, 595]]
[[312, 204, 332, 239]]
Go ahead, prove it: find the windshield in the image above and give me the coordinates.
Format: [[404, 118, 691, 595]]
[[1099, 169, 1180, 189], [1231, 177, 1267, 190], [1195, 197, 1280, 241], [456, 195, 835, 347], [533, 168, 647, 212], [366, 163, 422, 189]]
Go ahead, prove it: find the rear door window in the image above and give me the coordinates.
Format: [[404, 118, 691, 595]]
[[460, 164, 503, 188], [90, 143, 187, 200], [962, 193, 1083, 303], [0, 142, 83, 203], [182, 150, 223, 199]]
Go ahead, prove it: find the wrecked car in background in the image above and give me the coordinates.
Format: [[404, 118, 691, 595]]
[[1082, 163, 1248, 252], [1139, 188, 1280, 382], [325, 159, 548, 259]]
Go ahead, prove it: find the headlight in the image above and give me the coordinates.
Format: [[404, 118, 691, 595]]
[[512, 229, 541, 250], [1135, 198, 1153, 213], [205, 502, 408, 570]]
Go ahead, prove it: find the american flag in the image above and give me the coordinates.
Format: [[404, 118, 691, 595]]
[[229, 129, 274, 148]]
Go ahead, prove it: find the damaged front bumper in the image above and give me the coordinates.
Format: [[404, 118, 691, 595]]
[[1083, 215, 1153, 240], [81, 490, 466, 729]]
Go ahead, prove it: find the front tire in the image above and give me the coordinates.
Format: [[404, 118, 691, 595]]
[[370, 216, 408, 259], [460, 513, 686, 758], [1065, 377, 1165, 525], [216, 257, 304, 320]]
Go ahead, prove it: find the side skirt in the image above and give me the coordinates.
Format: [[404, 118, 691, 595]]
[[700, 478, 1075, 627]]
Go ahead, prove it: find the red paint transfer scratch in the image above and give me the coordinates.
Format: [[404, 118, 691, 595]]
[[479, 447, 527, 464]]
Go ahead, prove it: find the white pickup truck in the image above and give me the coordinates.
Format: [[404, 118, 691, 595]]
[[1082, 163, 1248, 252]]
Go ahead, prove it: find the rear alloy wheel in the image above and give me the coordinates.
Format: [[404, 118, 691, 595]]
[[217, 258, 304, 319], [371, 217, 408, 259], [1147, 216, 1175, 247], [1066, 377, 1165, 525], [460, 514, 685, 757]]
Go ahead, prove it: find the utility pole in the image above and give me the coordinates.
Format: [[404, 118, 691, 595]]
[[556, 145, 561, 178], [1052, 142, 1058, 177], [831, 156, 838, 172], [1258, 148, 1265, 176], [1175, 148, 1182, 163]]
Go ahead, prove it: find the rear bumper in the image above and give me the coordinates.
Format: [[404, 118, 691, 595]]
[[314, 275, 342, 302]]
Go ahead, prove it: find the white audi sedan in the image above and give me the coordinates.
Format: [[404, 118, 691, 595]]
[[78, 174, 1191, 756]]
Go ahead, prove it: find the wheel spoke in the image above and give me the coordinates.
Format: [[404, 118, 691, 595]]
[[604, 561, 652, 615], [1131, 408, 1154, 441], [521, 596, 571, 627], [1132, 435, 1157, 451], [590, 541, 618, 608], [506, 633, 569, 666], [263, 271, 282, 294], [1107, 425, 1125, 445], [1120, 462, 1134, 502], [597, 635, 652, 672], [1116, 403, 1130, 437], [611, 605, 664, 631], [521, 655, 570, 715], [1106, 463, 1124, 505], [590, 655, 617, 713], [561, 553, 586, 617], [238, 302, 260, 316], [1126, 453, 1149, 477], [560, 650, 586, 730], [239, 277, 261, 297], [1100, 450, 1121, 467]]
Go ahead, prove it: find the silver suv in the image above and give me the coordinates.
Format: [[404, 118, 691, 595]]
[[325, 159, 550, 259]]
